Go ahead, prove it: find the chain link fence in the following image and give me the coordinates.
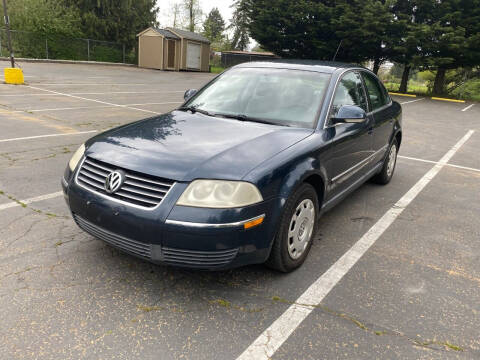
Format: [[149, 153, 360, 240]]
[[0, 29, 135, 64]]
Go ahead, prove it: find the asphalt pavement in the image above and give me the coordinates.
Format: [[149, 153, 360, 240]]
[[0, 60, 478, 359]]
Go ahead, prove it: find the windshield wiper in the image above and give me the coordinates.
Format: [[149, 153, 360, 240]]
[[178, 105, 212, 116], [214, 113, 287, 126]]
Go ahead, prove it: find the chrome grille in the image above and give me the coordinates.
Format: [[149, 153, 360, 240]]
[[76, 157, 175, 208], [73, 213, 151, 259]]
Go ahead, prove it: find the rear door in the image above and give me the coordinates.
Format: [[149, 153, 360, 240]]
[[186, 42, 201, 70], [361, 71, 395, 163], [323, 70, 374, 197]]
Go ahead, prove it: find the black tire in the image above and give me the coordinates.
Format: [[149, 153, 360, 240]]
[[266, 183, 319, 273], [372, 139, 398, 185]]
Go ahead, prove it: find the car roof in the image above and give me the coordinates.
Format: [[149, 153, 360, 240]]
[[234, 59, 365, 74]]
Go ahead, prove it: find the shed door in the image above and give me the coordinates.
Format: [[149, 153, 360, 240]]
[[186, 42, 201, 69], [167, 40, 176, 68]]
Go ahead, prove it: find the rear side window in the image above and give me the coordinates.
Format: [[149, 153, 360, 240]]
[[331, 71, 368, 118], [362, 72, 388, 111]]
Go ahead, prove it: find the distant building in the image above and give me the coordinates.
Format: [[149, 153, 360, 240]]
[[137, 27, 210, 72], [221, 50, 278, 68]]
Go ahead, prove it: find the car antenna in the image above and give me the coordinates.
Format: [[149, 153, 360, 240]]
[[332, 40, 343, 61]]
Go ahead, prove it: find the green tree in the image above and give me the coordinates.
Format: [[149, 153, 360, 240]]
[[229, 0, 250, 51], [387, 0, 420, 92], [333, 0, 395, 73], [182, 0, 203, 32], [245, 0, 396, 69], [0, 0, 82, 59], [203, 7, 225, 43], [2, 0, 81, 37], [419, 0, 480, 94], [63, 0, 159, 49], [245, 0, 335, 57]]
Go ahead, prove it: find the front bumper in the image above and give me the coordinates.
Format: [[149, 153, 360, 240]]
[[63, 174, 281, 270]]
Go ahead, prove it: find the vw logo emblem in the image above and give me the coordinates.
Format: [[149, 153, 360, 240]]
[[105, 170, 125, 194]]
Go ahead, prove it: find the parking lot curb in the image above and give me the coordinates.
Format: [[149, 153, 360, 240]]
[[388, 92, 416, 97], [431, 97, 465, 103], [0, 57, 136, 68]]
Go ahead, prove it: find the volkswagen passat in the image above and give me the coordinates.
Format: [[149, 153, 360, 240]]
[[62, 61, 402, 272]]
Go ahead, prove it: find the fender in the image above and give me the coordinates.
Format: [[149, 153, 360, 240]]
[[388, 101, 403, 149], [253, 155, 328, 260]]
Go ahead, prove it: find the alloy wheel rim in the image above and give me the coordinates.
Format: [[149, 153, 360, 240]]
[[287, 199, 315, 260], [386, 145, 397, 177]]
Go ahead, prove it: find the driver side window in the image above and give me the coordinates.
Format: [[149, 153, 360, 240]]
[[331, 71, 368, 119]]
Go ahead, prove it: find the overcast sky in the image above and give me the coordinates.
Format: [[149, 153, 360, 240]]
[[157, 0, 235, 28]]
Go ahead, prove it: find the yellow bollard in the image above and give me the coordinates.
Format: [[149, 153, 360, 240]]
[[4, 67, 24, 84]]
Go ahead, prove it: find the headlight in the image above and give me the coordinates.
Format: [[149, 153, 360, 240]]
[[177, 180, 263, 208], [69, 143, 85, 171]]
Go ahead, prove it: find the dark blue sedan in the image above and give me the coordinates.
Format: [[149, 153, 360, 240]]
[[62, 61, 402, 272]]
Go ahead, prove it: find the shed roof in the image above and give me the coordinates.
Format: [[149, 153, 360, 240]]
[[166, 27, 210, 44], [153, 28, 180, 40], [136, 27, 180, 40]]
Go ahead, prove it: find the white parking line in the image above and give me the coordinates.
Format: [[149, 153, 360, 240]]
[[399, 155, 480, 173], [0, 130, 97, 143], [33, 83, 154, 86], [0, 191, 63, 212], [400, 98, 425, 105], [28, 86, 161, 115], [13, 102, 182, 113], [461, 104, 475, 112], [237, 129, 475, 360], [0, 91, 185, 97]]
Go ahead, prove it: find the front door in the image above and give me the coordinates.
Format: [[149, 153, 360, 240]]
[[323, 71, 374, 198], [361, 71, 394, 163]]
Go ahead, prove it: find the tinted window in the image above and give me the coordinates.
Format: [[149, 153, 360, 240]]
[[185, 68, 331, 128], [362, 72, 388, 111], [331, 71, 368, 117]]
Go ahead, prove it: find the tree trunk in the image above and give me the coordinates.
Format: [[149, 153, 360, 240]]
[[399, 64, 411, 93], [189, 2, 194, 32], [433, 67, 446, 95], [372, 57, 381, 74]]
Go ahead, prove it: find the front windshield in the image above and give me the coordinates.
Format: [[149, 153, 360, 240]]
[[184, 67, 331, 128]]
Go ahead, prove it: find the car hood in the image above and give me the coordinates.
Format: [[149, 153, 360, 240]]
[[86, 111, 313, 181]]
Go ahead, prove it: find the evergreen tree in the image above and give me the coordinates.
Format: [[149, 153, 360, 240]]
[[203, 8, 225, 43], [245, 0, 395, 67], [229, 0, 250, 51], [63, 0, 159, 49], [388, 0, 421, 92], [419, 0, 480, 93], [333, 0, 395, 73]]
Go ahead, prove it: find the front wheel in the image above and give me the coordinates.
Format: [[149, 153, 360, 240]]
[[372, 139, 398, 185], [266, 183, 319, 272]]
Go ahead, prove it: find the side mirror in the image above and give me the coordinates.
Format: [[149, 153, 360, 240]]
[[184, 89, 198, 101], [331, 105, 367, 124]]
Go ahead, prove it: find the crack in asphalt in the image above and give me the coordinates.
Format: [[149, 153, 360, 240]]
[[0, 189, 68, 220], [269, 296, 471, 355]]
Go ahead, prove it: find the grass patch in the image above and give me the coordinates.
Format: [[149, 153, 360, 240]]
[[137, 304, 162, 312], [210, 299, 231, 308], [210, 66, 225, 74], [443, 342, 463, 351]]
